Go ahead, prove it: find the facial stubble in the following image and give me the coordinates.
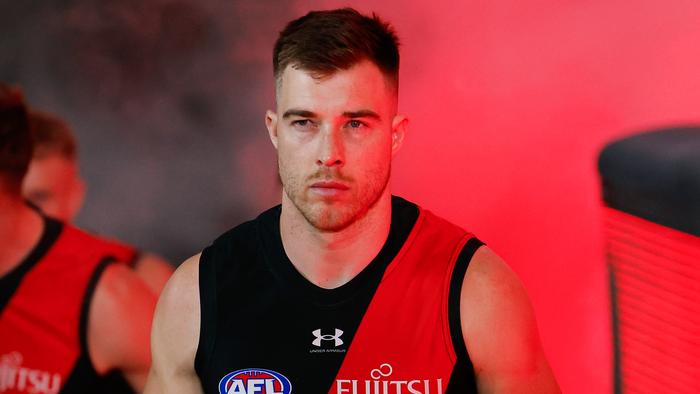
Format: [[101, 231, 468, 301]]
[[280, 157, 391, 233]]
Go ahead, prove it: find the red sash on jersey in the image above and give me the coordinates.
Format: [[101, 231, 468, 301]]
[[330, 208, 473, 394], [0, 224, 111, 394]]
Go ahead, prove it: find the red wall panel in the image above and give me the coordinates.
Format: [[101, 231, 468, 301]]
[[298, 1, 700, 392]]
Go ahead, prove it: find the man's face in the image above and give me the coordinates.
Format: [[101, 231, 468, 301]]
[[266, 60, 406, 232], [22, 154, 84, 222]]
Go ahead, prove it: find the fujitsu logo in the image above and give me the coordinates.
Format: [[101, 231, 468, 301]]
[[0, 352, 61, 394], [312, 329, 344, 347], [336, 363, 444, 394]]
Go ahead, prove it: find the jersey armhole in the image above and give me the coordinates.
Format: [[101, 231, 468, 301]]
[[125, 250, 141, 269], [445, 237, 484, 393], [62, 256, 117, 392], [0, 216, 62, 314], [195, 246, 217, 377]]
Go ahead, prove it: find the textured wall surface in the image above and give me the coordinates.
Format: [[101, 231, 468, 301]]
[[2, 0, 289, 259], [3, 1, 700, 393]]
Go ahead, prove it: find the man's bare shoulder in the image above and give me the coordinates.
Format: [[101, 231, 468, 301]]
[[89, 262, 157, 391], [462, 247, 529, 316], [461, 246, 535, 364], [461, 246, 560, 393], [144, 253, 203, 394], [153, 253, 201, 353]]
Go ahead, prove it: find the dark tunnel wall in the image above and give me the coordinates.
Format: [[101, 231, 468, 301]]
[[1, 0, 287, 260]]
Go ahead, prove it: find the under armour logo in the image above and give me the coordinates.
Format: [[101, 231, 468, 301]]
[[311, 328, 344, 347]]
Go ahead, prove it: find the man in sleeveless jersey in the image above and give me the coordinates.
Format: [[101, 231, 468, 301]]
[[146, 9, 561, 394], [0, 84, 157, 392], [22, 110, 173, 295]]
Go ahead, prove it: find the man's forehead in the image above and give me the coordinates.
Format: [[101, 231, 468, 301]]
[[280, 60, 388, 85], [276, 61, 397, 112]]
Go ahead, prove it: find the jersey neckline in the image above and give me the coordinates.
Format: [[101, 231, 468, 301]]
[[257, 195, 420, 307]]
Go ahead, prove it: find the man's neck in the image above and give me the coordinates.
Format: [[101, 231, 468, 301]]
[[0, 195, 44, 277], [279, 190, 392, 289]]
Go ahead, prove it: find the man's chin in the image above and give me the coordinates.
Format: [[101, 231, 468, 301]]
[[286, 186, 384, 232], [299, 202, 359, 233], [307, 211, 351, 233]]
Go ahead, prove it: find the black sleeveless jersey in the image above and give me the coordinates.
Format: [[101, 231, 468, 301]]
[[195, 196, 484, 394]]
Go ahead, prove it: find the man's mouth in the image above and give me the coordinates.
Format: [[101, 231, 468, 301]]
[[309, 181, 350, 196], [310, 181, 350, 190]]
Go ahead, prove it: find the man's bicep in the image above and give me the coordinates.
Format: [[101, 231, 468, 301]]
[[461, 247, 560, 393], [88, 262, 155, 392], [145, 254, 204, 394]]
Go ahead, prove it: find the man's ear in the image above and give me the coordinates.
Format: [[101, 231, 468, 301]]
[[265, 110, 279, 150], [390, 114, 408, 156], [67, 174, 86, 222]]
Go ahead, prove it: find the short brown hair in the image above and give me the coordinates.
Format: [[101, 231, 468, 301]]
[[0, 83, 32, 192], [273, 8, 400, 90], [29, 110, 77, 160]]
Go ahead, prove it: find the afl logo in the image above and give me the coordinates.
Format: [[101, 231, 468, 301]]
[[218, 368, 292, 394]]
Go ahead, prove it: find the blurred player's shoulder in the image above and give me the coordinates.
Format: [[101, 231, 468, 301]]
[[91, 234, 139, 266], [84, 231, 173, 294]]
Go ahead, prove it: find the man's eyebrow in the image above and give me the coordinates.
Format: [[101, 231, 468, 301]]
[[281, 109, 381, 120], [343, 110, 381, 120], [282, 109, 317, 119]]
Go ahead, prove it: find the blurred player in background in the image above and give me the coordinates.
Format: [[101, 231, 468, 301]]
[[22, 110, 173, 295], [0, 83, 156, 392]]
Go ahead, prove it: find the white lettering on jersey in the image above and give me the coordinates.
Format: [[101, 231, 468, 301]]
[[0, 352, 61, 394], [336, 363, 443, 394]]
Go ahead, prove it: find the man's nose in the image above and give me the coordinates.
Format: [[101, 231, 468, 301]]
[[317, 127, 345, 167]]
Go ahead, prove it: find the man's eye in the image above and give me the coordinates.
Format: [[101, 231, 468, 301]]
[[292, 119, 315, 129], [347, 120, 365, 129]]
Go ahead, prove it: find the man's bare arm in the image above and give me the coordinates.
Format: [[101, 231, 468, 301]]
[[88, 263, 157, 391], [461, 247, 561, 393], [144, 254, 203, 394]]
